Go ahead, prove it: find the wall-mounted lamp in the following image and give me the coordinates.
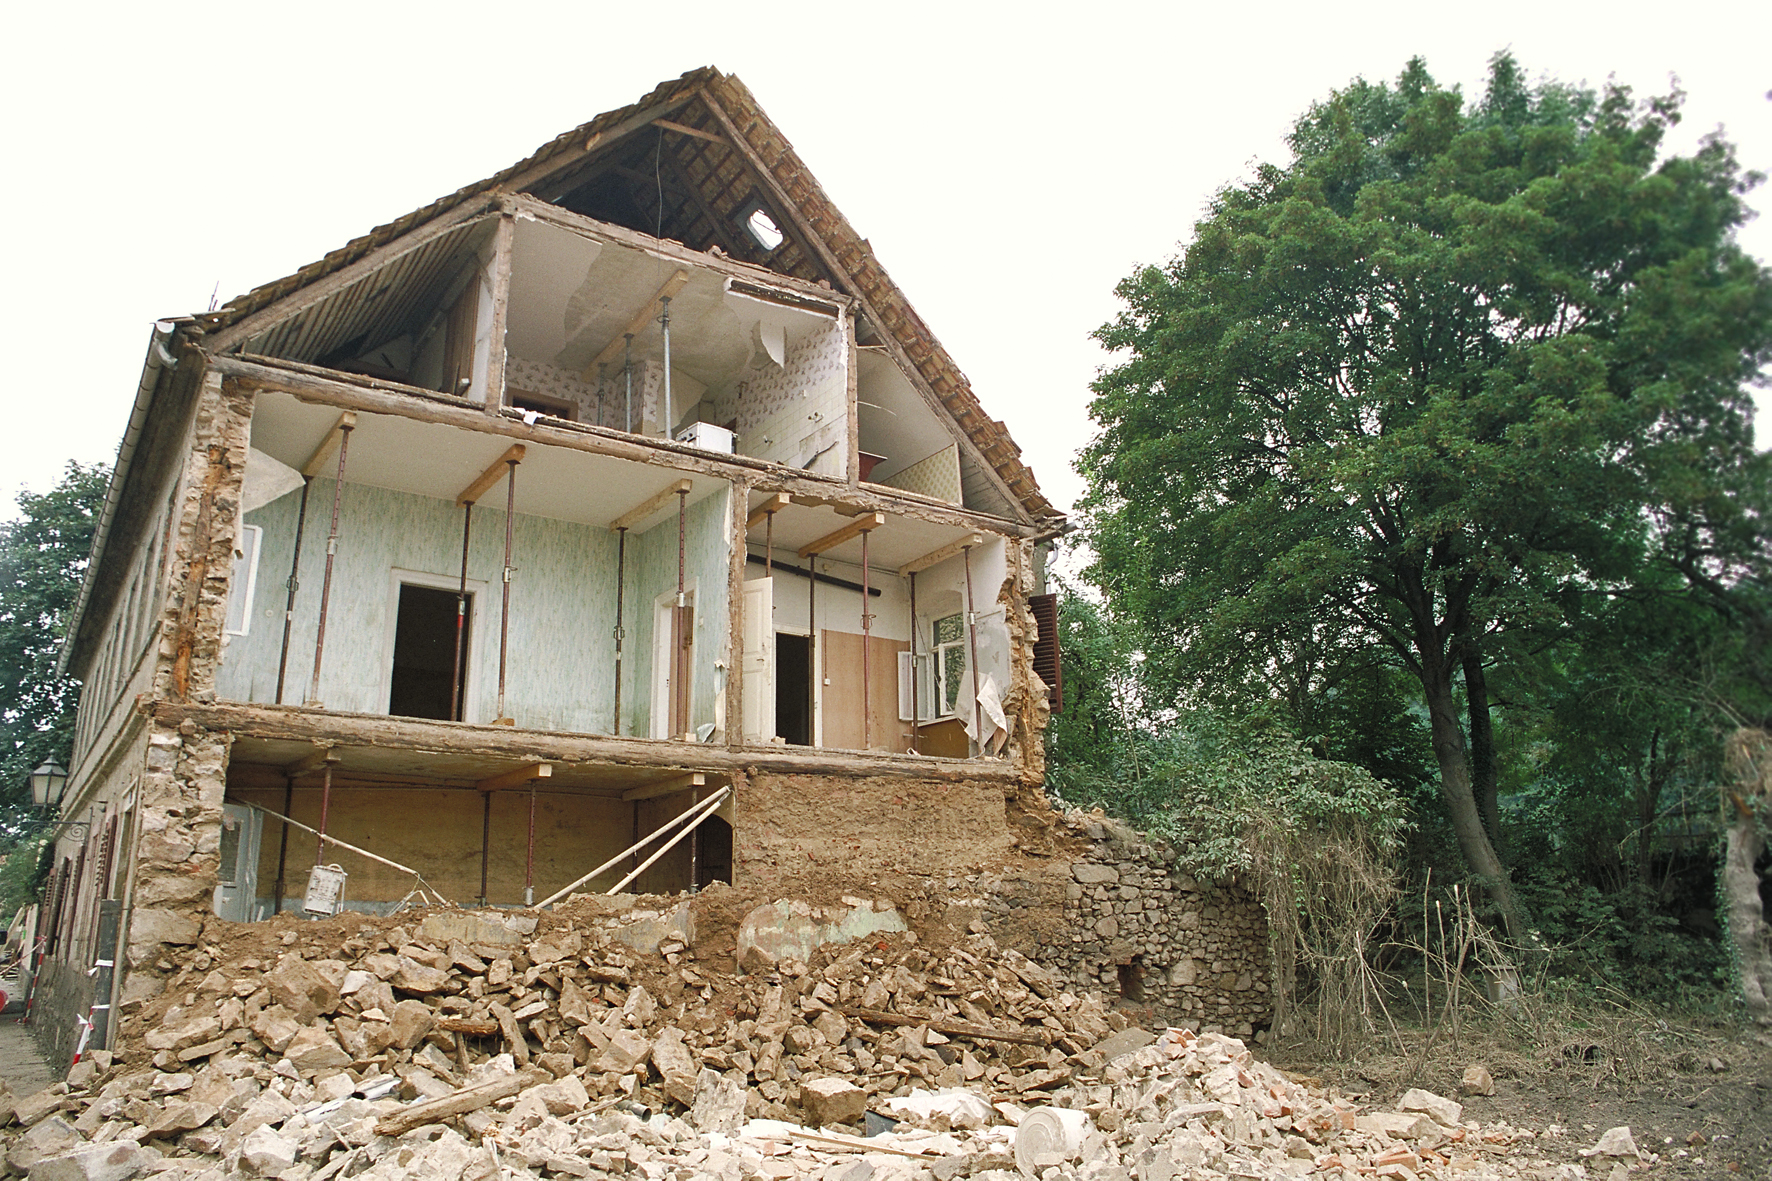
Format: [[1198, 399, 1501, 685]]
[[29, 758, 68, 813]]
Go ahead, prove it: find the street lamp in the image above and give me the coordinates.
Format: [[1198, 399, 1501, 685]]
[[29, 758, 68, 812]]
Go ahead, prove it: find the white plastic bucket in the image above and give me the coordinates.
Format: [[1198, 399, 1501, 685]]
[[1014, 1107, 1093, 1173]]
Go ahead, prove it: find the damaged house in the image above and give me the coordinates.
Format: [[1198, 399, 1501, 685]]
[[29, 69, 1269, 1068]]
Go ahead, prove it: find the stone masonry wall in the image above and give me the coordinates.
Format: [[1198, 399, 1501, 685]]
[[1034, 813, 1270, 1038]]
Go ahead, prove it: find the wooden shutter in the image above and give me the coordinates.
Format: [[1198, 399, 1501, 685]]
[[1029, 593, 1062, 714]]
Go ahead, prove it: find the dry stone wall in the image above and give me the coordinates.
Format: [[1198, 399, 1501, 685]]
[[1021, 813, 1270, 1038]]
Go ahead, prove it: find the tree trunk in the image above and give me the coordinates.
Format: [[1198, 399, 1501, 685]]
[[1723, 729, 1772, 1021], [1420, 656, 1526, 940], [1462, 652, 1502, 858]]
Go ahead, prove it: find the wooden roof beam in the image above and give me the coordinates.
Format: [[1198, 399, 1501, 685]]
[[653, 118, 725, 145], [478, 762, 552, 792], [283, 746, 340, 778], [897, 533, 984, 578], [300, 412, 358, 478], [609, 479, 694, 533], [582, 269, 691, 379], [799, 512, 885, 559], [456, 444, 526, 507]]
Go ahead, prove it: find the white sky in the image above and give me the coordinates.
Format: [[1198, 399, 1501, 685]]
[[1, 0, 1766, 523]]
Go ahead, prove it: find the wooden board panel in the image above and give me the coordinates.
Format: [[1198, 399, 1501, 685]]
[[821, 631, 912, 754]]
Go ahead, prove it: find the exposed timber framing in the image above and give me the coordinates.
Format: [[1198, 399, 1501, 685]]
[[693, 86, 1034, 524], [652, 117, 725, 145], [300, 412, 358, 478], [456, 445, 526, 506], [898, 533, 985, 578], [799, 512, 885, 559], [477, 762, 552, 792], [212, 356, 1036, 538], [583, 270, 691, 378], [621, 771, 709, 802], [608, 478, 695, 533], [150, 699, 1028, 784], [746, 493, 791, 529], [483, 215, 515, 414]]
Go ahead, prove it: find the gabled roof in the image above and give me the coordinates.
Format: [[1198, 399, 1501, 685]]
[[192, 67, 1058, 523]]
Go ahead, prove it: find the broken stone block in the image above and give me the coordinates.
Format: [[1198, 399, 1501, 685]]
[[143, 1101, 217, 1139], [266, 958, 341, 1024], [592, 1029, 650, 1074], [688, 1069, 746, 1134], [533, 1074, 590, 1116], [1583, 1126, 1638, 1158], [650, 1028, 697, 1106], [12, 1089, 66, 1128], [388, 956, 450, 994], [1396, 1087, 1462, 1127], [1459, 1065, 1495, 1096], [25, 1142, 145, 1181], [1072, 864, 1118, 884], [147, 1073, 193, 1096], [387, 999, 435, 1050], [416, 910, 531, 947], [238, 1125, 297, 1177], [282, 1027, 351, 1072], [247, 1004, 301, 1054], [799, 1077, 867, 1127], [1355, 1111, 1440, 1140]]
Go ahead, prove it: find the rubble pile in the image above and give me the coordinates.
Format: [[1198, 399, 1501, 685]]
[[0, 909, 1641, 1180]]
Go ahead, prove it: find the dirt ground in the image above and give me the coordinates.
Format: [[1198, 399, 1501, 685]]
[[1264, 1019, 1772, 1178]]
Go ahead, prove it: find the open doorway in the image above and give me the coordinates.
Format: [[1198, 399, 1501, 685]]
[[390, 584, 471, 720], [775, 633, 812, 745], [696, 816, 733, 888]]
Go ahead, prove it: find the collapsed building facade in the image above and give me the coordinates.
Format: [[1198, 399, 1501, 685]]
[[32, 68, 1266, 1069]]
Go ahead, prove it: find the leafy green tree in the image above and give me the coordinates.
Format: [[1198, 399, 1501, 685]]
[[0, 462, 109, 831], [1080, 55, 1772, 937]]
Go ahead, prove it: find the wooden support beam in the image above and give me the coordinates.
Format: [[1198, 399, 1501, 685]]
[[283, 746, 340, 778], [477, 762, 552, 793], [621, 771, 708, 803], [300, 412, 358, 478], [653, 118, 725, 145], [799, 512, 885, 559], [456, 444, 526, 507], [898, 533, 985, 578], [609, 478, 693, 533], [582, 269, 692, 378], [746, 492, 791, 529]]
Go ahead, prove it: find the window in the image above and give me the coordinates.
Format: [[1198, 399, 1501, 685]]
[[742, 203, 785, 252], [933, 612, 966, 717], [224, 525, 263, 636]]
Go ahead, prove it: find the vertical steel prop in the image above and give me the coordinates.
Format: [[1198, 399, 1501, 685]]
[[272, 776, 293, 915], [479, 793, 491, 906], [496, 458, 519, 721], [908, 572, 919, 754], [861, 529, 873, 750], [525, 784, 537, 906], [688, 788, 700, 891], [807, 552, 817, 740], [673, 487, 688, 738], [659, 296, 674, 440], [274, 477, 312, 705], [315, 762, 333, 866], [612, 527, 628, 736], [623, 334, 635, 434], [451, 503, 473, 722], [963, 545, 983, 754], [307, 422, 354, 706]]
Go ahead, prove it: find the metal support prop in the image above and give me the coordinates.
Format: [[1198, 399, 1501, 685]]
[[659, 296, 674, 439], [307, 422, 354, 706], [480, 792, 491, 906], [909, 572, 919, 754], [272, 776, 293, 915], [612, 527, 628, 735], [674, 488, 688, 738], [315, 762, 334, 866], [533, 785, 733, 908], [765, 510, 773, 580], [525, 785, 537, 906], [963, 545, 983, 754], [496, 458, 519, 721], [687, 788, 700, 891], [623, 334, 634, 433], [274, 477, 312, 705], [861, 529, 872, 750], [451, 503, 473, 722]]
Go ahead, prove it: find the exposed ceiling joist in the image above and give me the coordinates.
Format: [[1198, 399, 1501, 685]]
[[746, 493, 791, 529], [283, 746, 340, 777], [799, 512, 886, 559], [582, 269, 691, 378], [652, 118, 725, 145], [456, 444, 526, 507], [609, 479, 694, 533], [300, 412, 357, 477], [898, 533, 985, 578], [621, 771, 711, 802], [477, 762, 552, 792]]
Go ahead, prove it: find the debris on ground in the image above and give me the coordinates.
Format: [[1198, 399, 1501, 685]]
[[0, 906, 1666, 1179]]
